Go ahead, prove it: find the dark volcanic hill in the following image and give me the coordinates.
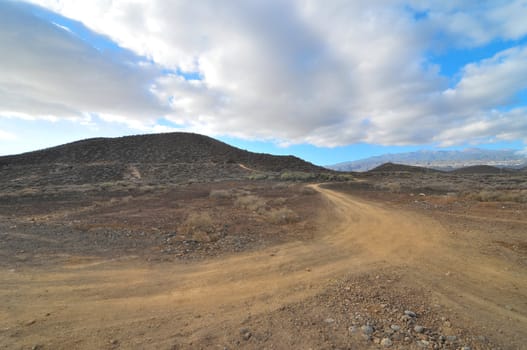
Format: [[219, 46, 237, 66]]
[[451, 165, 513, 174], [368, 162, 440, 173], [0, 132, 325, 186]]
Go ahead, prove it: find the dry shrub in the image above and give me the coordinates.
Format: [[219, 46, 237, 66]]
[[272, 182, 290, 190], [375, 182, 401, 193], [468, 190, 527, 203], [185, 212, 214, 233], [235, 194, 266, 212], [209, 189, 233, 199], [266, 207, 300, 225], [248, 173, 268, 180]]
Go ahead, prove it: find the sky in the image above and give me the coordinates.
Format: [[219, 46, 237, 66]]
[[1, 0, 527, 166]]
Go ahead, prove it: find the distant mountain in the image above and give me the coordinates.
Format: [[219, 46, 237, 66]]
[[0, 132, 325, 186], [368, 162, 441, 173], [327, 149, 527, 172]]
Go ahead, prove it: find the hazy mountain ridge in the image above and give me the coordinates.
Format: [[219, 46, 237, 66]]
[[328, 149, 527, 172]]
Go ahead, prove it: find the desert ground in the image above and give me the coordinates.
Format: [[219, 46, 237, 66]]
[[1, 171, 526, 349]]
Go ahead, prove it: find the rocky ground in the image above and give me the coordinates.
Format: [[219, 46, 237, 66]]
[[1, 172, 526, 349]]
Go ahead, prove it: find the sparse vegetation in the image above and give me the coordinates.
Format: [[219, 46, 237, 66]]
[[280, 171, 317, 181], [266, 207, 300, 224], [209, 189, 233, 199], [234, 194, 267, 212], [467, 189, 527, 203], [375, 182, 402, 193]]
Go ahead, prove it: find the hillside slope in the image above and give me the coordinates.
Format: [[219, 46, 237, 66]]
[[0, 132, 325, 186], [367, 162, 440, 173]]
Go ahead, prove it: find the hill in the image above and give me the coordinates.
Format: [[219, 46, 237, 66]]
[[367, 162, 439, 173], [0, 132, 325, 186], [328, 148, 527, 172], [451, 165, 514, 174]]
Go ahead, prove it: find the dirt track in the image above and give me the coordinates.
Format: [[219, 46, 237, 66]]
[[1, 185, 526, 349]]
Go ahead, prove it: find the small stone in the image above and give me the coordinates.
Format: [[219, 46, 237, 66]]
[[26, 320, 36, 326], [414, 325, 424, 333], [446, 335, 457, 342], [361, 325, 374, 334], [401, 314, 413, 322], [381, 338, 393, 347], [324, 318, 335, 324], [390, 324, 400, 331], [349, 325, 359, 334], [417, 340, 430, 348], [242, 332, 252, 341], [362, 334, 372, 341], [443, 321, 451, 327], [461, 347, 471, 350], [404, 310, 417, 318], [110, 339, 119, 345]]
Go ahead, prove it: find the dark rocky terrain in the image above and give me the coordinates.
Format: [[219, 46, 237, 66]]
[[0, 132, 327, 188]]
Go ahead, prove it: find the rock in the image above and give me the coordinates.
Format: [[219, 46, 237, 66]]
[[446, 335, 457, 342], [381, 338, 393, 347], [401, 314, 413, 322], [414, 325, 424, 333], [461, 347, 471, 350], [417, 340, 430, 348], [26, 319, 36, 326], [404, 310, 417, 318], [361, 334, 372, 341], [349, 325, 359, 334], [240, 328, 252, 341], [324, 318, 335, 324], [390, 324, 401, 331], [361, 325, 374, 334]]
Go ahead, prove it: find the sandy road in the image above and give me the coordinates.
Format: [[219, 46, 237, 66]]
[[1, 186, 526, 349]]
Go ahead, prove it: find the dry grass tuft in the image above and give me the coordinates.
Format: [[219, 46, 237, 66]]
[[209, 189, 233, 199], [234, 194, 267, 212], [266, 207, 300, 225]]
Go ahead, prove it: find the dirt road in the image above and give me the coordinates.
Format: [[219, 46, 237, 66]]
[[1, 186, 526, 349]]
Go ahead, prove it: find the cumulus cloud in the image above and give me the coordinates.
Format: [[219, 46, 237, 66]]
[[5, 0, 527, 147], [0, 1, 167, 122]]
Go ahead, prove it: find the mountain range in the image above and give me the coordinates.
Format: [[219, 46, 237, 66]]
[[327, 148, 527, 172]]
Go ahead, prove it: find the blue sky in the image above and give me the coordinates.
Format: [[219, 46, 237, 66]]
[[1, 1, 527, 165]]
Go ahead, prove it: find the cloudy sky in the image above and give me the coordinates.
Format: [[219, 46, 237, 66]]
[[1, 0, 526, 165]]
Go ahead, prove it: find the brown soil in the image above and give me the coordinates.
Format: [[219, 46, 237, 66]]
[[1, 179, 526, 349]]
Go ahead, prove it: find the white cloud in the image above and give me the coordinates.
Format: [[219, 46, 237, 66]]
[[0, 1, 168, 122], [5, 0, 527, 148]]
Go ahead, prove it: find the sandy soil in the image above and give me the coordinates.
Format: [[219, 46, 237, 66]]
[[1, 184, 526, 349]]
